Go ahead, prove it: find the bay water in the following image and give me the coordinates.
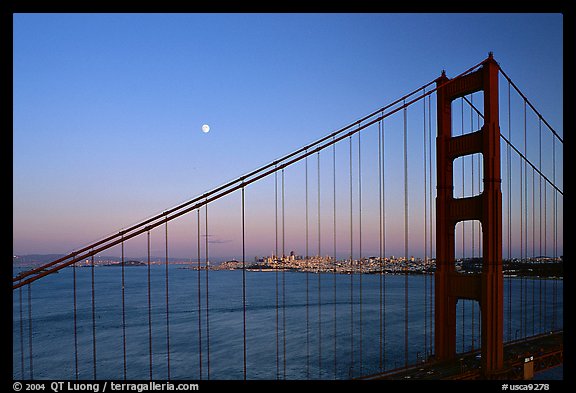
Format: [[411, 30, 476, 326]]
[[12, 266, 563, 380]]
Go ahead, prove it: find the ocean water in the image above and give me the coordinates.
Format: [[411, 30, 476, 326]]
[[12, 266, 563, 380]]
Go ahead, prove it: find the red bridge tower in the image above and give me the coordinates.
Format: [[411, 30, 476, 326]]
[[435, 53, 503, 376]]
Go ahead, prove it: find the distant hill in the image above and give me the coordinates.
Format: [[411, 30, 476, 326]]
[[13, 254, 123, 268], [13, 254, 67, 267], [12, 254, 212, 268]]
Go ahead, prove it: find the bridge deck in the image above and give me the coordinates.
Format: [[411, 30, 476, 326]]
[[358, 331, 562, 380]]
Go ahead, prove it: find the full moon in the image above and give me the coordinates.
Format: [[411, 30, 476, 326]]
[[202, 124, 210, 133]]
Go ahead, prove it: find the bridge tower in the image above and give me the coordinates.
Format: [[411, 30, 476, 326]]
[[434, 53, 503, 376]]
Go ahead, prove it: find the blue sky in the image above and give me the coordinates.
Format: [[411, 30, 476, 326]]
[[13, 13, 563, 259]]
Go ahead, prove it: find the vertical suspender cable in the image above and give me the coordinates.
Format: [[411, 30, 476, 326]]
[[274, 169, 280, 380], [382, 115, 388, 369], [197, 209, 203, 380], [403, 101, 410, 365], [147, 231, 153, 380], [520, 106, 524, 339], [349, 135, 354, 377], [423, 89, 428, 357], [282, 169, 287, 379], [28, 284, 33, 379], [403, 100, 409, 368], [358, 127, 363, 375], [121, 236, 127, 380], [73, 252, 79, 379], [378, 117, 383, 371], [544, 181, 547, 331], [205, 202, 210, 379], [553, 132, 557, 331], [538, 118, 542, 333], [318, 151, 323, 378], [91, 254, 97, 379], [523, 99, 529, 338], [507, 81, 512, 342], [242, 186, 247, 380], [333, 137, 337, 379], [19, 286, 24, 379], [165, 218, 171, 380], [428, 95, 434, 357], [470, 93, 475, 350], [532, 164, 536, 336], [461, 97, 465, 353], [544, 136, 550, 331], [305, 153, 310, 379]]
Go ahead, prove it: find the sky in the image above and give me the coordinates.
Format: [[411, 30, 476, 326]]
[[12, 13, 564, 261]]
